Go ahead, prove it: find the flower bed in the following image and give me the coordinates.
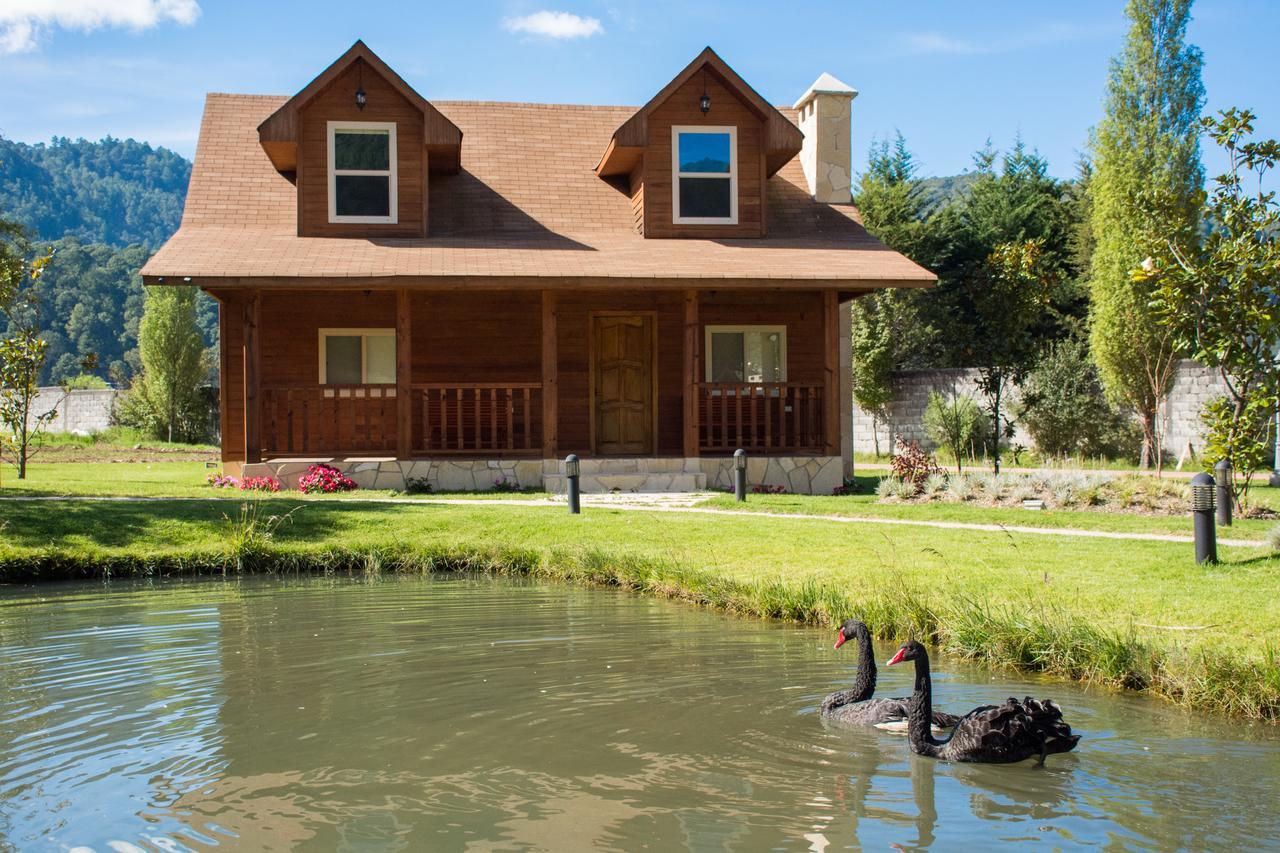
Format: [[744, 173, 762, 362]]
[[297, 464, 358, 494], [876, 470, 1196, 515]]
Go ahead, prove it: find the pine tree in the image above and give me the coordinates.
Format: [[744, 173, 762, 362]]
[[1088, 0, 1204, 470]]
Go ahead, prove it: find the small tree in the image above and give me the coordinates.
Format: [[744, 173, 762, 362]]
[[123, 285, 207, 442], [0, 220, 55, 479], [923, 389, 984, 473], [1142, 108, 1280, 507], [968, 239, 1056, 472], [1021, 338, 1138, 460]]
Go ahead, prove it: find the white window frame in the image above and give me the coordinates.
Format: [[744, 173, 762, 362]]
[[672, 125, 738, 225], [327, 121, 398, 224], [704, 325, 787, 383], [318, 328, 397, 384]]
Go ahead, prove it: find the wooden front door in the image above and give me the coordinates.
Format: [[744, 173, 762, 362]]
[[592, 314, 655, 455]]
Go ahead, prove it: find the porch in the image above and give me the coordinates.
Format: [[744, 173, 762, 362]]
[[217, 286, 848, 493]]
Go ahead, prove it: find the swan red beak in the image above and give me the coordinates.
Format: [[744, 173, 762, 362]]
[[833, 632, 847, 650], [886, 648, 908, 666]]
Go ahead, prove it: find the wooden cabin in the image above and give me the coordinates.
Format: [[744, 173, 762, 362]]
[[142, 42, 934, 493]]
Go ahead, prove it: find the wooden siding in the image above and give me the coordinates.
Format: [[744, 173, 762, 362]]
[[297, 62, 426, 238], [642, 74, 766, 239], [629, 163, 645, 236], [212, 286, 829, 462]]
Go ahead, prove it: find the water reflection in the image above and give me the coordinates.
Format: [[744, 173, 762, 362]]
[[0, 575, 1278, 850]]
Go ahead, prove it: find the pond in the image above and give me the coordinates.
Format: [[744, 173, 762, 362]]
[[1, 575, 1278, 850]]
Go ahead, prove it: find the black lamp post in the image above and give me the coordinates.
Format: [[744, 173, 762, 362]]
[[565, 454, 581, 515], [733, 448, 747, 502], [1214, 459, 1232, 527], [1190, 471, 1218, 565]]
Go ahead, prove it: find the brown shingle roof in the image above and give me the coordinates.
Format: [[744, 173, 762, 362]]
[[142, 93, 935, 288]]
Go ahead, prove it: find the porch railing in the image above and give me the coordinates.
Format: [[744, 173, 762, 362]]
[[261, 384, 398, 456], [698, 382, 825, 453], [413, 383, 542, 455]]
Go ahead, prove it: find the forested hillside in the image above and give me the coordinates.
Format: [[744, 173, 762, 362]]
[[0, 136, 189, 247], [0, 135, 214, 386]]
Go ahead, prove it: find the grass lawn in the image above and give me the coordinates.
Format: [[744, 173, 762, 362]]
[[3, 479, 1279, 717], [697, 478, 1280, 542]]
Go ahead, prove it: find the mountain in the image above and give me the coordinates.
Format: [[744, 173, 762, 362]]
[[918, 173, 979, 213], [0, 135, 189, 248], [0, 135, 213, 387]]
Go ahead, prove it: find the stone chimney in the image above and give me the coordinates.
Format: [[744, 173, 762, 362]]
[[793, 72, 858, 204]]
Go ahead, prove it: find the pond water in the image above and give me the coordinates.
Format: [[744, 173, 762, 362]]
[[1, 575, 1278, 851]]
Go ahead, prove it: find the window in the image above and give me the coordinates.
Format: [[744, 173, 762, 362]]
[[319, 329, 396, 384], [705, 326, 786, 383], [328, 122, 398, 224], [672, 126, 737, 224]]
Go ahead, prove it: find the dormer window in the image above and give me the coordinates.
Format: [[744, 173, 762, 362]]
[[672, 126, 737, 224], [328, 121, 398, 224]]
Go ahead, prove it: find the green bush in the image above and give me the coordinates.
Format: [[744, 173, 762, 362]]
[[1021, 339, 1139, 460], [923, 390, 985, 472]]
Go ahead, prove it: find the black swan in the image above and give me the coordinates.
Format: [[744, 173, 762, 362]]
[[821, 620, 960, 729], [887, 640, 1081, 764]]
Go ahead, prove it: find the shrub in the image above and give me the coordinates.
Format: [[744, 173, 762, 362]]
[[61, 374, 109, 390], [946, 475, 976, 502], [238, 476, 281, 493], [207, 471, 237, 489], [403, 477, 433, 495], [297, 463, 357, 494], [875, 476, 900, 499], [923, 391, 985, 472], [1269, 524, 1280, 552], [889, 438, 942, 488], [491, 476, 522, 493], [751, 484, 787, 495], [922, 472, 948, 497], [1021, 339, 1139, 460]]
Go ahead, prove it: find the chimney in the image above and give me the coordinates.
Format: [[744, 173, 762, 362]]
[[793, 72, 858, 204]]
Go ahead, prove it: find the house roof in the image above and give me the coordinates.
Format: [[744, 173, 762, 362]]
[[141, 93, 936, 291], [255, 40, 463, 173], [596, 46, 804, 178]]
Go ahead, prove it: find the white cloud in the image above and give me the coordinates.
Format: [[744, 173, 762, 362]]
[[0, 0, 201, 54], [899, 22, 1119, 58], [901, 32, 983, 56], [501, 10, 603, 40]]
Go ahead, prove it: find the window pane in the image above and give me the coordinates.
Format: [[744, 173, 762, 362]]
[[679, 177, 731, 219], [365, 335, 396, 384], [335, 175, 390, 217], [710, 332, 744, 382], [678, 132, 731, 173], [744, 331, 783, 382], [325, 336, 362, 384], [334, 131, 390, 170]]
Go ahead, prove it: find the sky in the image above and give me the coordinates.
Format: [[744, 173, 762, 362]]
[[0, 0, 1275, 180]]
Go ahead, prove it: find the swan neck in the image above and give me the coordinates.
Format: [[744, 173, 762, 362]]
[[907, 650, 942, 754], [853, 631, 876, 701]]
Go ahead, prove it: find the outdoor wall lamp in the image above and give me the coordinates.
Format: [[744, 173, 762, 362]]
[[355, 57, 367, 110], [699, 93, 711, 115], [355, 86, 367, 110]]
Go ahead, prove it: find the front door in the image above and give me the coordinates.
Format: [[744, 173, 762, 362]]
[[592, 314, 654, 455]]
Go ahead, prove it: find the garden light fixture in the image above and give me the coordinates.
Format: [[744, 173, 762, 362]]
[[565, 454, 581, 514], [733, 448, 747, 502]]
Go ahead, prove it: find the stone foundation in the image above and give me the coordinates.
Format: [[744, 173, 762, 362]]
[[238, 455, 844, 495], [700, 455, 843, 496]]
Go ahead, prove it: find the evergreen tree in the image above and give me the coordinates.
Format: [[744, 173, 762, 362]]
[[1088, 0, 1204, 470], [850, 134, 936, 453]]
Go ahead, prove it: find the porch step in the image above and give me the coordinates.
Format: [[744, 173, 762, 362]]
[[543, 472, 707, 494], [541, 457, 700, 476]]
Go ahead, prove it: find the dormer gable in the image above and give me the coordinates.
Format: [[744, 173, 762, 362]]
[[257, 40, 462, 237], [596, 47, 803, 238]]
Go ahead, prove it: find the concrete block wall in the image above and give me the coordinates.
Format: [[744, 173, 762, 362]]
[[27, 388, 119, 435], [852, 361, 1228, 459]]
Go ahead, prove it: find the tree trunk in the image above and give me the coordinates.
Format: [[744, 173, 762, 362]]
[[991, 380, 1002, 474], [1138, 407, 1155, 471]]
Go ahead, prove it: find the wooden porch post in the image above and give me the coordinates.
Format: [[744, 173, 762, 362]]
[[823, 289, 840, 456], [396, 288, 412, 458], [243, 289, 261, 464], [541, 290, 558, 457], [683, 289, 699, 458]]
